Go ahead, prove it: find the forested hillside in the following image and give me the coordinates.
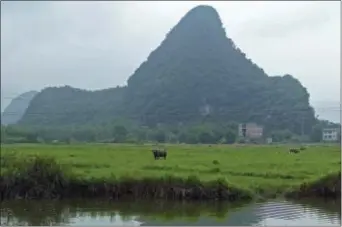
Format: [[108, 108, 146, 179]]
[[20, 86, 125, 126], [18, 5, 316, 135]]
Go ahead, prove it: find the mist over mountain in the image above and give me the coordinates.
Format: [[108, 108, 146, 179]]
[[1, 91, 38, 125]]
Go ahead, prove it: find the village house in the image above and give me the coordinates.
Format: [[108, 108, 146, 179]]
[[322, 128, 340, 142], [238, 123, 264, 139]]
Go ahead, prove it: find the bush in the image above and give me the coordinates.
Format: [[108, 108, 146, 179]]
[[0, 155, 72, 199]]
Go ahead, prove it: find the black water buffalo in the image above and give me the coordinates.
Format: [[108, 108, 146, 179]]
[[289, 148, 300, 154], [152, 149, 167, 160]]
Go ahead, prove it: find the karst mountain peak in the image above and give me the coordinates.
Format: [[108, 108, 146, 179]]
[[18, 6, 316, 135]]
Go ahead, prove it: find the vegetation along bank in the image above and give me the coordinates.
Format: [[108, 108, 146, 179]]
[[0, 144, 340, 201]]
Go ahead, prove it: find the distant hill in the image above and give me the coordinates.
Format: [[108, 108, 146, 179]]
[[1, 91, 38, 125], [19, 86, 125, 126], [19, 5, 316, 135]]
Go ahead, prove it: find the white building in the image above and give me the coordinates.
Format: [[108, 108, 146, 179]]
[[322, 128, 340, 141], [238, 123, 263, 139]]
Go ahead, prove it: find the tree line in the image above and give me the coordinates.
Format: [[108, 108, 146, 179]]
[[1, 120, 340, 145]]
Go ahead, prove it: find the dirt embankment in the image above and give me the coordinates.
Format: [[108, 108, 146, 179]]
[[285, 172, 341, 199]]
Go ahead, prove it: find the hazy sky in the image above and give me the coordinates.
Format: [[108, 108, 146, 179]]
[[1, 1, 341, 118]]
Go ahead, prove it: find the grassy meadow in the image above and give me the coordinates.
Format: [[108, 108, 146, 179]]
[[1, 143, 340, 199]]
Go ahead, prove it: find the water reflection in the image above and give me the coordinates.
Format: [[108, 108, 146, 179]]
[[1, 199, 340, 226], [252, 200, 341, 226]]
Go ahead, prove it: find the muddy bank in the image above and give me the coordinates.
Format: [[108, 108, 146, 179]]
[[285, 171, 341, 199], [0, 156, 252, 201], [0, 177, 253, 201]]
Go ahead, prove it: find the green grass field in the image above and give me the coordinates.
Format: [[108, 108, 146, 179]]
[[1, 143, 340, 194]]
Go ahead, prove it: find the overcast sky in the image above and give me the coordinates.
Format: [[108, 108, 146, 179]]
[[1, 1, 341, 121]]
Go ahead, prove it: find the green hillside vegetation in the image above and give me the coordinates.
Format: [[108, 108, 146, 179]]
[[17, 5, 316, 136], [19, 86, 125, 126]]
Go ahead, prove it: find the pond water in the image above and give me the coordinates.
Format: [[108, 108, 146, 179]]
[[0, 198, 340, 226]]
